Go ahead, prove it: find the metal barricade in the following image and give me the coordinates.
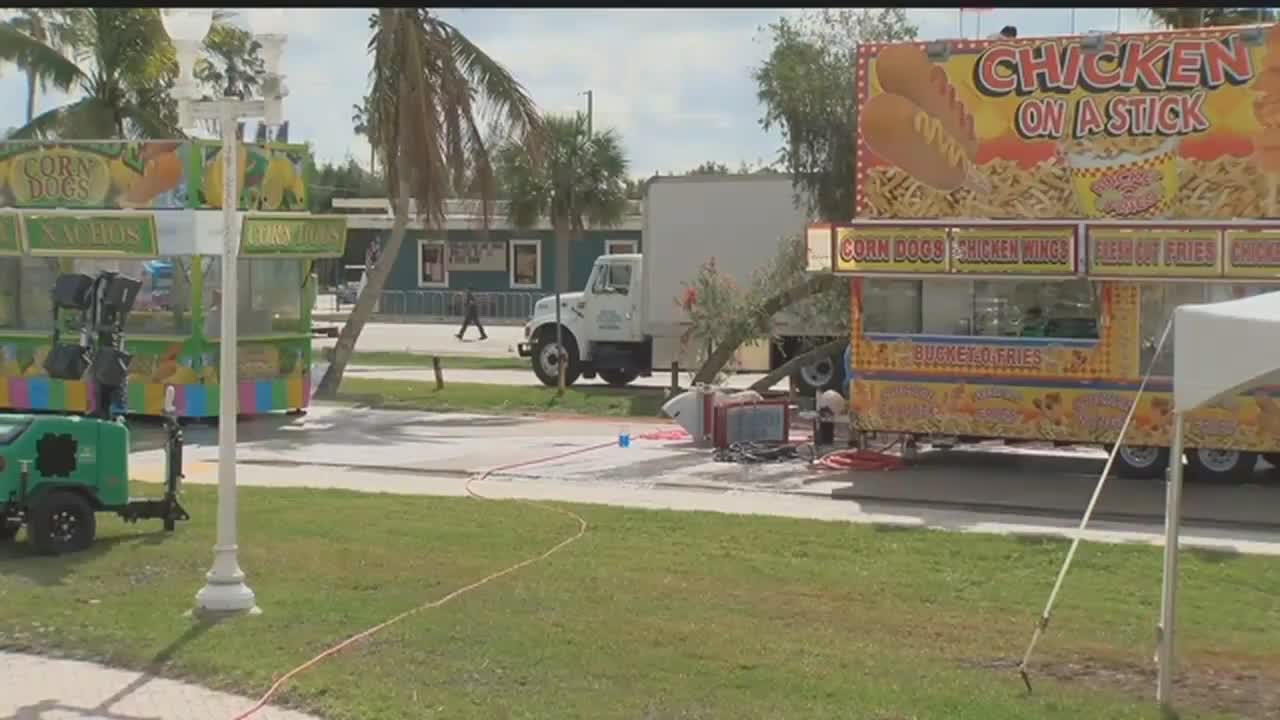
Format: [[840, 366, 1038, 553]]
[[374, 289, 546, 323]]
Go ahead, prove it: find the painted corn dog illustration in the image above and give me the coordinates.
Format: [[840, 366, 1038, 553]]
[[875, 44, 980, 161], [1255, 28, 1280, 215], [120, 142, 186, 207], [864, 45, 988, 193], [862, 92, 989, 193]]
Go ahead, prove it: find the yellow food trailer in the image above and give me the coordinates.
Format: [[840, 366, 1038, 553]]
[[810, 24, 1280, 483]]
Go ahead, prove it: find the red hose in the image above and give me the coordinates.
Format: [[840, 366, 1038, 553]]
[[814, 449, 904, 472]]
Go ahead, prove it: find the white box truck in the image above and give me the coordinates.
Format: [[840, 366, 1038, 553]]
[[516, 175, 844, 392]]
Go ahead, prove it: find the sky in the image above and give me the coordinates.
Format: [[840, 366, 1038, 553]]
[[0, 8, 1161, 180]]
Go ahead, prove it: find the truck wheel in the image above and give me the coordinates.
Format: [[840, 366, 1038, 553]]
[[1108, 444, 1169, 480], [531, 333, 581, 388], [29, 491, 96, 555], [792, 355, 846, 397], [1186, 448, 1257, 485], [599, 369, 639, 387]]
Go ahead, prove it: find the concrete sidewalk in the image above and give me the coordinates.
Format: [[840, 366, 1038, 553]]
[[343, 364, 766, 389], [0, 651, 317, 720], [312, 323, 525, 357], [124, 406, 1280, 556]]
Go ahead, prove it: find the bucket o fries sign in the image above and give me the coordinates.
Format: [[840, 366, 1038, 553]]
[[856, 27, 1280, 220]]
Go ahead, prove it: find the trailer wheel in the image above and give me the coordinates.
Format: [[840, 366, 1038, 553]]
[[531, 332, 580, 388], [599, 369, 639, 387], [1186, 448, 1257, 485], [1108, 444, 1169, 479], [29, 491, 96, 555], [0, 524, 19, 542]]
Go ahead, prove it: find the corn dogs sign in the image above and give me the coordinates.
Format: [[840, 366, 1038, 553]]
[[856, 27, 1280, 221], [0, 141, 315, 212], [834, 223, 1078, 275]]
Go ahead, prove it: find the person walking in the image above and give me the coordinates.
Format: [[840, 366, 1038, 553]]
[[456, 288, 487, 340]]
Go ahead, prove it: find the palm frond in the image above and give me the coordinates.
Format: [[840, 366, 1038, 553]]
[[0, 20, 84, 92], [368, 7, 543, 230], [7, 96, 107, 139], [495, 110, 630, 235]]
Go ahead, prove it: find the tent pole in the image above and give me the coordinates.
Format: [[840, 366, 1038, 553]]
[[1157, 411, 1185, 708]]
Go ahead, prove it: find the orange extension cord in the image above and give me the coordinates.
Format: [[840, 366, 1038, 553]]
[[230, 440, 615, 720], [230, 427, 899, 718]]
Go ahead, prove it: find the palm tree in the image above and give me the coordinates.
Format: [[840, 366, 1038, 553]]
[[315, 8, 541, 398], [0, 8, 179, 139], [0, 9, 88, 124], [496, 112, 629, 390], [352, 93, 380, 172], [1146, 7, 1275, 29]]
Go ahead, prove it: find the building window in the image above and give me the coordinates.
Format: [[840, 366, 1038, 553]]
[[510, 239, 541, 288], [418, 239, 447, 287], [606, 239, 637, 255]]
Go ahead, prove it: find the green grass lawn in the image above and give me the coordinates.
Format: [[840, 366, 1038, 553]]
[[337, 377, 668, 418], [1, 484, 1277, 719], [346, 350, 527, 370]]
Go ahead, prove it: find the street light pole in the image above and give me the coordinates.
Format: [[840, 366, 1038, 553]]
[[194, 97, 257, 614], [163, 8, 287, 616]]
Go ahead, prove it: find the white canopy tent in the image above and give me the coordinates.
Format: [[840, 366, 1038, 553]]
[[1158, 289, 1280, 705]]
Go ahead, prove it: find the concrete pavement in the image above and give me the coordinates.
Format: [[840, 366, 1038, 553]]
[[343, 364, 767, 389], [312, 322, 525, 357], [126, 405, 1280, 556], [0, 651, 317, 720]]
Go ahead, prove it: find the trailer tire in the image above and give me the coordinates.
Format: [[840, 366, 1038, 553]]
[[531, 331, 581, 388], [599, 369, 639, 387], [1108, 444, 1169, 480], [0, 524, 19, 542], [29, 490, 96, 555], [1186, 448, 1257, 485]]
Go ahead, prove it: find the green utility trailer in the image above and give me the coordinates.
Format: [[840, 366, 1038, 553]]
[[0, 405, 188, 555]]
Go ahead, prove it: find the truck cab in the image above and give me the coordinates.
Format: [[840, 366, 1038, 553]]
[[519, 253, 651, 387]]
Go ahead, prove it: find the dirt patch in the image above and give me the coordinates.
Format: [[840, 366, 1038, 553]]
[[970, 656, 1280, 719]]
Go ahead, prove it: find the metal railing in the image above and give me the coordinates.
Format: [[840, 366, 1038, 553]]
[[376, 289, 546, 322]]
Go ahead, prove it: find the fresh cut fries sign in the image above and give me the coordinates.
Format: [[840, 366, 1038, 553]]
[[856, 27, 1280, 220]]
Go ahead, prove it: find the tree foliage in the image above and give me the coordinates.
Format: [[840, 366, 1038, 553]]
[[307, 157, 386, 214], [316, 8, 541, 398], [753, 8, 918, 222], [496, 112, 629, 293], [0, 8, 266, 140], [194, 20, 263, 99], [1146, 7, 1275, 28], [686, 160, 730, 175], [0, 9, 89, 124], [680, 10, 919, 387]]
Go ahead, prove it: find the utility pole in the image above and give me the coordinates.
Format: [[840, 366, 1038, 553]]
[[583, 90, 593, 137]]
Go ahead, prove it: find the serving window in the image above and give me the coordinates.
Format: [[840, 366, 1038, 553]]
[[1139, 283, 1275, 378], [204, 258, 307, 337], [862, 278, 1100, 340], [0, 255, 194, 335]]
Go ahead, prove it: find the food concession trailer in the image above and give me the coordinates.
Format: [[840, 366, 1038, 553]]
[[0, 140, 344, 419], [809, 24, 1280, 483]]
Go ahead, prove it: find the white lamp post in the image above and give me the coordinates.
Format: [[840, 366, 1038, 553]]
[[161, 8, 289, 615]]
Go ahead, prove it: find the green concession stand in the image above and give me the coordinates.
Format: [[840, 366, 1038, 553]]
[[0, 140, 345, 418]]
